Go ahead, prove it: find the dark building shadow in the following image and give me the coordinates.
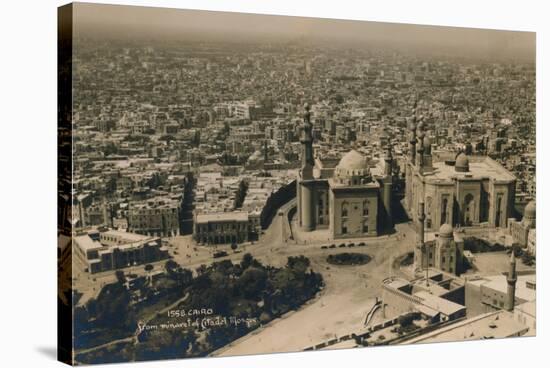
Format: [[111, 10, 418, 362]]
[[391, 195, 411, 224]]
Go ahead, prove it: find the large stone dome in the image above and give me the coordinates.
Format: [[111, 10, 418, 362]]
[[334, 150, 371, 183], [337, 150, 368, 171], [455, 152, 469, 172]]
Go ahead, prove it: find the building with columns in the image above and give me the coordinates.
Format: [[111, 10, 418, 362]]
[[296, 104, 394, 239], [405, 110, 516, 232]]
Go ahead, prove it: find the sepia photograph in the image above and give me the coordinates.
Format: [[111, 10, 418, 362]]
[[56, 2, 536, 366]]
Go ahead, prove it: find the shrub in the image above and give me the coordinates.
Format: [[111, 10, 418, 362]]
[[326, 253, 371, 266]]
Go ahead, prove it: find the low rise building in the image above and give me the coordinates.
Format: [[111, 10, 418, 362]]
[[382, 273, 466, 324], [128, 197, 181, 237], [74, 229, 169, 274], [194, 211, 251, 245], [465, 272, 536, 317], [514, 300, 536, 336]]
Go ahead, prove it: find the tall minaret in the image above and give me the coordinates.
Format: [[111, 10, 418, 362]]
[[384, 144, 393, 177], [298, 103, 315, 231], [414, 201, 426, 275], [506, 251, 517, 311], [409, 101, 418, 163], [416, 117, 425, 169], [406, 109, 417, 214], [300, 103, 315, 179], [408, 116, 417, 163], [383, 145, 393, 225]]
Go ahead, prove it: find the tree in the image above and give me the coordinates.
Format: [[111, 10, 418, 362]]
[[135, 329, 196, 361], [144, 264, 154, 272], [196, 264, 208, 276], [240, 253, 254, 270], [237, 267, 268, 299], [287, 256, 310, 274], [510, 243, 523, 257], [115, 270, 126, 284], [165, 259, 180, 274], [94, 283, 134, 329], [231, 243, 238, 252]]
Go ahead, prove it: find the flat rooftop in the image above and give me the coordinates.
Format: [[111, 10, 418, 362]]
[[74, 234, 103, 252], [425, 157, 515, 183], [412, 280, 452, 297], [102, 230, 150, 242], [481, 274, 536, 302], [386, 278, 410, 291], [515, 300, 536, 318], [196, 211, 249, 224], [414, 290, 466, 317]]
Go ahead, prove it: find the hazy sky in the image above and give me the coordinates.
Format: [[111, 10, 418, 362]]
[[72, 2, 535, 61]]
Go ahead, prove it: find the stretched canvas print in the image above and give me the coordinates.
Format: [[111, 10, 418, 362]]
[[58, 2, 536, 365]]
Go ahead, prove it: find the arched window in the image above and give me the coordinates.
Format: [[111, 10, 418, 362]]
[[341, 202, 349, 218], [426, 197, 432, 215], [362, 221, 369, 233], [464, 194, 474, 226], [496, 196, 503, 227], [363, 200, 369, 216], [441, 197, 448, 226]]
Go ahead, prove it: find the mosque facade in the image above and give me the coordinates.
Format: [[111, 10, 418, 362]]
[[404, 111, 517, 232], [296, 104, 394, 239]]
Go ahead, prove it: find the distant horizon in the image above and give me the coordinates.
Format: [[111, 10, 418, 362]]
[[70, 2, 535, 62]]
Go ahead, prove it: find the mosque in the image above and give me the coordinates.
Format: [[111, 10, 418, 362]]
[[296, 104, 394, 239], [404, 106, 519, 275], [404, 110, 517, 232]]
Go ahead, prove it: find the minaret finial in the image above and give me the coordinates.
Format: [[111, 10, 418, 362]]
[[303, 102, 311, 124]]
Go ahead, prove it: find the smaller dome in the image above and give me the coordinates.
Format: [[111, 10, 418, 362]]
[[524, 201, 536, 220], [439, 223, 453, 238], [455, 152, 469, 172]]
